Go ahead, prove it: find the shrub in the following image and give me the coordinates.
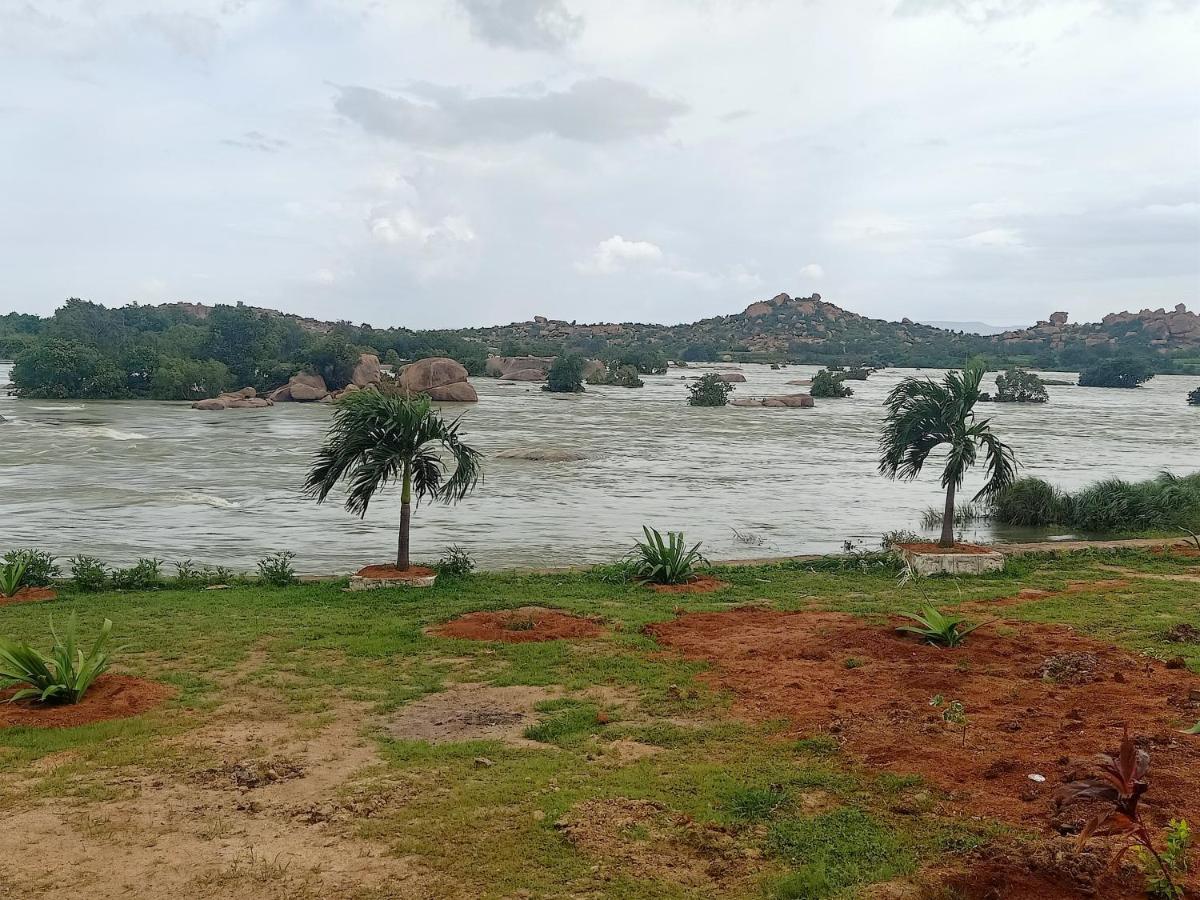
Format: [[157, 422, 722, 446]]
[[69, 556, 109, 593], [543, 354, 585, 393], [0, 559, 28, 598], [0, 615, 114, 704], [896, 605, 989, 648], [989, 477, 1068, 526], [810, 369, 854, 398], [1078, 357, 1155, 389], [587, 362, 643, 388], [880, 530, 920, 549], [687, 373, 734, 407], [993, 368, 1048, 403], [628, 526, 707, 585], [435, 545, 476, 578], [2, 549, 60, 588], [173, 560, 215, 589], [257, 551, 297, 586], [1189, 386, 1200, 406], [995, 472, 1200, 533], [110, 558, 163, 591]]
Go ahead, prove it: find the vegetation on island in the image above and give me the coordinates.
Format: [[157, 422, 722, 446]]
[[1189, 386, 1200, 406], [879, 362, 1018, 547], [990, 471, 1200, 534], [586, 361, 644, 388], [542, 354, 587, 393], [1079, 357, 1155, 389], [990, 368, 1048, 403], [304, 392, 482, 571], [810, 368, 854, 398], [687, 373, 735, 406]]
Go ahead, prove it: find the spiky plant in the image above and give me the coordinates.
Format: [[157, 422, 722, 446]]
[[879, 361, 1018, 547], [305, 391, 482, 571], [629, 527, 707, 585], [0, 615, 114, 705]]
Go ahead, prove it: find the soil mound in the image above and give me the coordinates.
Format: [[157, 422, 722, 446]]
[[429, 607, 605, 643], [645, 577, 730, 595], [0, 587, 57, 606], [647, 610, 1200, 829], [0, 675, 173, 728], [353, 565, 436, 579]]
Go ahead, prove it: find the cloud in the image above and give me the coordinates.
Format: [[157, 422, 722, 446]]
[[957, 227, 1027, 249], [333, 77, 687, 146], [221, 130, 290, 153], [576, 235, 663, 273], [798, 263, 825, 279], [135, 11, 221, 59], [457, 0, 583, 51], [368, 206, 477, 248], [893, 0, 1198, 23], [827, 213, 916, 244]]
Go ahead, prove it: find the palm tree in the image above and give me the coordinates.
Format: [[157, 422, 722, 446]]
[[305, 391, 482, 570], [878, 362, 1017, 548]]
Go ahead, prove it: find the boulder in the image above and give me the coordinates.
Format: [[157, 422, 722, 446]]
[[287, 373, 329, 402], [717, 373, 747, 383], [192, 398, 228, 411], [582, 359, 607, 380], [731, 393, 814, 408], [218, 387, 256, 400], [399, 357, 478, 403], [489, 355, 553, 381], [226, 397, 273, 409], [266, 384, 292, 402], [352, 353, 381, 387], [500, 368, 547, 382]]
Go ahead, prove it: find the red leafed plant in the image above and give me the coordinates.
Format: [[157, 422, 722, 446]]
[[1055, 729, 1180, 897]]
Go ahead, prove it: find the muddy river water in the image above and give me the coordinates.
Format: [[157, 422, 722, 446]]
[[2, 362, 1196, 572]]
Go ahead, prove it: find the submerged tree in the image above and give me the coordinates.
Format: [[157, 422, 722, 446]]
[[879, 362, 1018, 548], [1188, 386, 1200, 406], [305, 391, 482, 570]]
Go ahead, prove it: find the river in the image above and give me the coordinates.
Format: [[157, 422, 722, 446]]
[[2, 362, 1197, 572]]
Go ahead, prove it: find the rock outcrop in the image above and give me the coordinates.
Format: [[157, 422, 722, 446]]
[[352, 353, 382, 387], [731, 393, 814, 408], [488, 356, 553, 382], [191, 387, 275, 411], [268, 373, 329, 403], [399, 357, 478, 403]]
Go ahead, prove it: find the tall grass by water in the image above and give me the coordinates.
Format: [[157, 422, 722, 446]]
[[990, 471, 1200, 533]]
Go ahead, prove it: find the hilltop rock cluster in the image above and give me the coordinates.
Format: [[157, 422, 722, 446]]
[[997, 304, 1199, 352]]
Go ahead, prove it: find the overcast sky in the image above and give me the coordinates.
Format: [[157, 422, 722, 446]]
[[2, 0, 1197, 329]]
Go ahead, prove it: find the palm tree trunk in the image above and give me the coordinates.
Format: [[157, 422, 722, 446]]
[[940, 481, 956, 548], [397, 465, 412, 570]]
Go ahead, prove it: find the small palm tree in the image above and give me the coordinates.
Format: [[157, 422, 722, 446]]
[[305, 391, 482, 570], [879, 362, 1017, 548]]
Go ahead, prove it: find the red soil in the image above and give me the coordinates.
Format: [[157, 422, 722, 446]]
[[896, 542, 996, 555], [645, 577, 730, 595], [430, 607, 606, 643], [0, 587, 57, 606], [647, 610, 1200, 833], [0, 675, 174, 729], [353, 565, 436, 579]]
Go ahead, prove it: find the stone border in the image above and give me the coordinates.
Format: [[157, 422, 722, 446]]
[[897, 546, 1004, 577], [348, 572, 437, 591]]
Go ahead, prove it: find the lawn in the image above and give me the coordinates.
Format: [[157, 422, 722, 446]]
[[0, 548, 1197, 898]]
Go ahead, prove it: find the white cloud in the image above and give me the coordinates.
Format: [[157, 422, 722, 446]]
[[576, 235, 664, 274], [457, 0, 583, 51], [368, 207, 477, 247], [827, 214, 916, 244], [957, 227, 1027, 249], [798, 263, 825, 279]]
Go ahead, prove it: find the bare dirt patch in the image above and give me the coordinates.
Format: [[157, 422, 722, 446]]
[[387, 682, 561, 744], [645, 576, 730, 595], [555, 797, 759, 889], [354, 564, 436, 579], [934, 839, 1143, 900], [0, 587, 57, 606], [647, 610, 1200, 830], [1163, 623, 1200, 643], [428, 607, 605, 643], [0, 675, 173, 729], [198, 757, 307, 792]]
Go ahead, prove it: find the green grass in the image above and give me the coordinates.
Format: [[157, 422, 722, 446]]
[[0, 547, 1197, 896]]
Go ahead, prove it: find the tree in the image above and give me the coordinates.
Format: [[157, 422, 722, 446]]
[[810, 369, 853, 398], [879, 362, 1018, 548], [1189, 386, 1200, 406], [993, 368, 1048, 403], [1078, 357, 1154, 389], [11, 339, 126, 399], [687, 373, 734, 407], [305, 392, 482, 571], [544, 354, 585, 393]]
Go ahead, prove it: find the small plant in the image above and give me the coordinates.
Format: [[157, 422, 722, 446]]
[[69, 556, 109, 593], [629, 526, 707, 585], [896, 605, 989, 648], [881, 529, 920, 549], [435, 544, 476, 578], [110, 558, 162, 591], [2, 549, 59, 588], [590, 559, 640, 584], [0, 615, 114, 705], [731, 527, 766, 546], [687, 373, 734, 407], [1182, 720, 1200, 735], [1145, 819, 1190, 899], [929, 695, 969, 746], [0, 558, 29, 598], [174, 560, 214, 589], [844, 657, 864, 669], [257, 551, 297, 586], [1055, 731, 1182, 898]]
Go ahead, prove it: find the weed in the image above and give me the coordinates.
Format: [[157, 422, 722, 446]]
[[69, 556, 109, 593], [929, 695, 969, 746], [1144, 819, 1190, 899], [2, 549, 59, 588], [256, 552, 297, 587], [434, 545, 475, 579], [111, 558, 163, 591]]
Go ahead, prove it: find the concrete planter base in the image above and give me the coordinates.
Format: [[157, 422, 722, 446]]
[[349, 569, 437, 590], [897, 544, 1004, 577]]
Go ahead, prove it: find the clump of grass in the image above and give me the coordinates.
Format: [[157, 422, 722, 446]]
[[919, 503, 988, 529], [990, 471, 1200, 533]]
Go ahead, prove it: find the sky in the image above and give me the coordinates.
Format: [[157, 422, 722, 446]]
[[1, 0, 1198, 330]]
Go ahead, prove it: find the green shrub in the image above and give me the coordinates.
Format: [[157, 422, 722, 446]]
[[587, 362, 643, 388], [989, 477, 1068, 526], [629, 526, 707, 585], [992, 368, 1048, 403], [173, 560, 215, 589], [0, 559, 28, 598], [1189, 386, 1200, 406], [257, 551, 297, 586], [110, 558, 163, 591], [2, 549, 59, 588], [896, 605, 988, 648], [434, 545, 475, 578], [0, 615, 114, 704], [543, 354, 585, 393], [994, 471, 1200, 533], [810, 369, 853, 398], [1078, 357, 1155, 388], [69, 556, 109, 593], [687, 373, 734, 407]]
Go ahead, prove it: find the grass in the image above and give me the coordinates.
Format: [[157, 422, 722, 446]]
[[0, 547, 1196, 897], [991, 470, 1200, 533]]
